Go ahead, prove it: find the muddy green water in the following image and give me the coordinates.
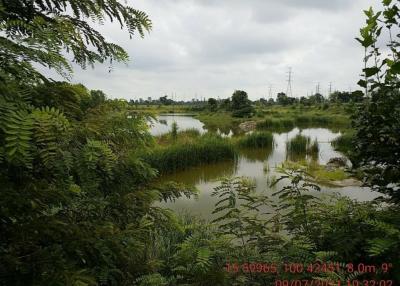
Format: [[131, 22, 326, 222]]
[[151, 115, 380, 218]]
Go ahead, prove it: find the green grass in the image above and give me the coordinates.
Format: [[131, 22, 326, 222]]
[[255, 105, 350, 131], [256, 117, 295, 131], [157, 128, 201, 145], [279, 160, 350, 186], [190, 105, 352, 135], [144, 134, 237, 174], [237, 131, 274, 148], [195, 112, 242, 134], [294, 114, 349, 127]]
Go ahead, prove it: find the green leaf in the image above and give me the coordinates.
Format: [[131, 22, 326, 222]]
[[390, 61, 400, 74], [363, 67, 380, 77], [382, 0, 392, 6], [357, 79, 367, 88]]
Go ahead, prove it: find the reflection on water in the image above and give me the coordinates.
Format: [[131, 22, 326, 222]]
[[149, 114, 206, 136], [149, 114, 242, 137], [239, 147, 274, 163], [151, 116, 380, 218], [159, 160, 238, 186]]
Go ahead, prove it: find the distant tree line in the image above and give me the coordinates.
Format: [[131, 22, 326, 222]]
[[141, 89, 365, 112]]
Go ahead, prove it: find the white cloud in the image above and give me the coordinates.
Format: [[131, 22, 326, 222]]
[[42, 0, 383, 100]]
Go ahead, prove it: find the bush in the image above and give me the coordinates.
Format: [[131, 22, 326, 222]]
[[332, 132, 355, 157], [232, 106, 255, 118]]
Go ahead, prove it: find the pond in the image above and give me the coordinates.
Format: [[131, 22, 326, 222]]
[[150, 115, 380, 218], [149, 114, 206, 136]]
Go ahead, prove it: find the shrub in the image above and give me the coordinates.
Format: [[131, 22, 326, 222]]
[[332, 132, 354, 157], [232, 106, 255, 118]]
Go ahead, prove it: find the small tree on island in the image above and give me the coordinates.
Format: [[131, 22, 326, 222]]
[[231, 90, 254, 118], [207, 98, 218, 111]]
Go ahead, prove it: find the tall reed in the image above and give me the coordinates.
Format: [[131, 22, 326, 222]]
[[237, 131, 274, 148], [171, 121, 178, 142], [256, 117, 295, 131], [144, 134, 237, 174], [286, 134, 319, 161]]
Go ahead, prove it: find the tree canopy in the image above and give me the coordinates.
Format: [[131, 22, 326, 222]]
[[0, 0, 152, 82]]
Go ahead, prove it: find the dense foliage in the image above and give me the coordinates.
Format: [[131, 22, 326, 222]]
[[353, 1, 400, 203], [0, 81, 199, 285], [0, 0, 399, 285], [0, 0, 151, 82]]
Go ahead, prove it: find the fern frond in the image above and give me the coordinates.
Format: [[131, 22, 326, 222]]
[[2, 109, 33, 167], [31, 106, 70, 168]]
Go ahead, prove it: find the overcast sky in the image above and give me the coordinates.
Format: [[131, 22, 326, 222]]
[[45, 0, 382, 101]]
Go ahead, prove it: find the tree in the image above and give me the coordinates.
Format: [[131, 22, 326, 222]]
[[207, 98, 218, 111], [0, 0, 152, 82], [309, 93, 324, 104], [231, 90, 254, 118], [351, 90, 364, 102], [231, 90, 249, 110], [0, 1, 186, 285], [220, 98, 231, 110], [300, 96, 310, 106], [276, 92, 297, 105], [267, 98, 275, 105], [353, 3, 400, 203], [159, 95, 173, 105], [276, 92, 287, 105]]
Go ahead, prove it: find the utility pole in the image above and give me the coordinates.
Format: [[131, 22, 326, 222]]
[[316, 82, 320, 94], [172, 92, 175, 113], [329, 82, 332, 95], [286, 67, 293, 97], [268, 84, 273, 100]]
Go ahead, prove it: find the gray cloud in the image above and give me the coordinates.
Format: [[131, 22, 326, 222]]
[[42, 0, 383, 100]]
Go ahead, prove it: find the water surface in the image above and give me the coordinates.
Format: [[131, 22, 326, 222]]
[[150, 116, 380, 218], [149, 114, 206, 136]]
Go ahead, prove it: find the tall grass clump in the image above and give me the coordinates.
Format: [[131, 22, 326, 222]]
[[332, 132, 354, 156], [237, 131, 274, 148], [256, 117, 294, 131], [171, 121, 178, 141], [308, 139, 319, 160], [286, 135, 319, 161], [143, 134, 237, 174], [179, 128, 201, 137], [286, 134, 309, 156]]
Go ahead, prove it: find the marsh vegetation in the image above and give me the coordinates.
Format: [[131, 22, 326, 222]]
[[1, 0, 399, 285]]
